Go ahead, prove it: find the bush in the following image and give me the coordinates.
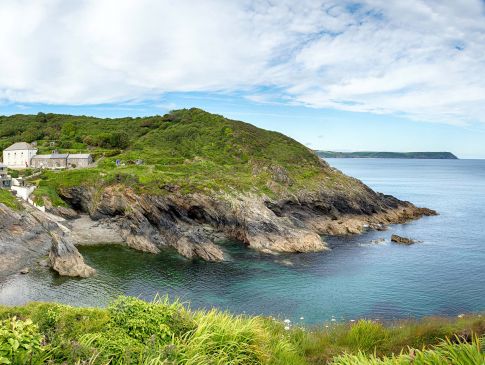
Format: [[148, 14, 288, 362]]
[[0, 317, 46, 364], [343, 320, 389, 353], [107, 296, 194, 344], [7, 169, 19, 178]]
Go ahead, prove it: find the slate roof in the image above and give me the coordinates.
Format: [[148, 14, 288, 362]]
[[67, 154, 92, 159], [31, 154, 69, 159], [4, 142, 37, 151], [32, 153, 91, 160]]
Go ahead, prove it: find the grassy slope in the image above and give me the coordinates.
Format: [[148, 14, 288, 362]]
[[1, 109, 350, 205], [0, 189, 23, 210], [0, 297, 483, 364]]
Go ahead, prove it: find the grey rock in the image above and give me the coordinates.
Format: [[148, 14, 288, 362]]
[[38, 259, 50, 267], [391, 234, 416, 245], [49, 231, 96, 277]]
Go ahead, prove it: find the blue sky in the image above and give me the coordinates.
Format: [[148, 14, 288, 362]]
[[1, 1, 485, 158]]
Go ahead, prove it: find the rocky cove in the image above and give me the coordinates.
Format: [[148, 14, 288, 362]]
[[0, 172, 436, 279]]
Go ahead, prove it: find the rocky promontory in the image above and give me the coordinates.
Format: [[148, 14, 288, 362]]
[[54, 165, 436, 263], [0, 109, 438, 277]]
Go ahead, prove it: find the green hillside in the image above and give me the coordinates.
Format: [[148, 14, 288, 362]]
[[317, 151, 458, 159], [1, 109, 348, 204]]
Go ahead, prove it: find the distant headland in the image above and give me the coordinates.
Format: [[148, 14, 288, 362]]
[[317, 151, 458, 159]]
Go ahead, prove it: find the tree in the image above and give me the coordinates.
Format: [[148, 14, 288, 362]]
[[109, 132, 130, 149], [35, 112, 47, 123], [61, 122, 77, 139]]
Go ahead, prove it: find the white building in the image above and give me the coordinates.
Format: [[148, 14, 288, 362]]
[[2, 142, 38, 168]]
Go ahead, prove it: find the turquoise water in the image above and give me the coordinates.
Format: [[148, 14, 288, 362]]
[[1, 159, 484, 324]]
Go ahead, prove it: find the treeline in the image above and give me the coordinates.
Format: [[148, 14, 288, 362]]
[[0, 112, 164, 152]]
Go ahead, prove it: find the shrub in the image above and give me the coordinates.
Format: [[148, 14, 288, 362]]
[[7, 169, 19, 178], [342, 320, 389, 353], [107, 296, 194, 344], [0, 317, 46, 364]]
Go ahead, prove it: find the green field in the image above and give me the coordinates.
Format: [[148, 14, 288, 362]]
[[1, 296, 483, 364]]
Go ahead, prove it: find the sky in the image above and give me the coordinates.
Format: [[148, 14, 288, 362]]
[[1, 0, 485, 158]]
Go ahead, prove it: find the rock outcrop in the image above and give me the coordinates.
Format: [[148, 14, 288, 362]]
[[0, 204, 52, 277], [0, 202, 95, 278], [49, 231, 96, 277], [56, 174, 437, 261], [391, 235, 416, 245]]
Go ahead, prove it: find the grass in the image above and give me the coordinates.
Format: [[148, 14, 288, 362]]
[[0, 189, 23, 210], [330, 337, 485, 364], [0, 296, 483, 364]]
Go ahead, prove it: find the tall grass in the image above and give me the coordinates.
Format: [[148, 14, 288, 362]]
[[0, 297, 483, 364], [330, 336, 485, 364]]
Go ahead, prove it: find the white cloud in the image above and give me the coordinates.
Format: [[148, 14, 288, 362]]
[[1, 0, 485, 124]]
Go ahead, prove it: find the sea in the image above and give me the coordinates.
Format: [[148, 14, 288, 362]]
[[1, 158, 484, 324]]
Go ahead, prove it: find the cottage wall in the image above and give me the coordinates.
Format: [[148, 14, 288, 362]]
[[31, 156, 68, 169], [2, 148, 37, 168], [67, 156, 93, 168]]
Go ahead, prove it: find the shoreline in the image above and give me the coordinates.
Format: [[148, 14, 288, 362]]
[[0, 200, 437, 280]]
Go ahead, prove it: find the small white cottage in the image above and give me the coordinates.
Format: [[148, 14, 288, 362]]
[[2, 142, 38, 168]]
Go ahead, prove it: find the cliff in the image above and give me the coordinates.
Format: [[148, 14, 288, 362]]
[[0, 202, 95, 278]]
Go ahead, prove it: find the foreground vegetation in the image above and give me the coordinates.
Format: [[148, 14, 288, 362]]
[[1, 109, 351, 206], [1, 296, 483, 364]]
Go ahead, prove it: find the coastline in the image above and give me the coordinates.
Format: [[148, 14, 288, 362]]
[[0, 197, 436, 280]]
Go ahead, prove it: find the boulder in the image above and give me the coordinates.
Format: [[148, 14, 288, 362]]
[[391, 234, 416, 245], [49, 232, 96, 277]]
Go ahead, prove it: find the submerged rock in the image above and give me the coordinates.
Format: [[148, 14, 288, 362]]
[[371, 238, 386, 244], [391, 235, 416, 245], [38, 258, 50, 267]]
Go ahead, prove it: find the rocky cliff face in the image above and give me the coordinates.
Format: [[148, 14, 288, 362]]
[[57, 171, 436, 262], [0, 204, 52, 276], [0, 202, 95, 278], [0, 173, 436, 279]]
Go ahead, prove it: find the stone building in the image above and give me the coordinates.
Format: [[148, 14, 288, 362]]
[[31, 154, 69, 169], [2, 142, 38, 168], [30, 153, 93, 169], [67, 154, 93, 168]]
